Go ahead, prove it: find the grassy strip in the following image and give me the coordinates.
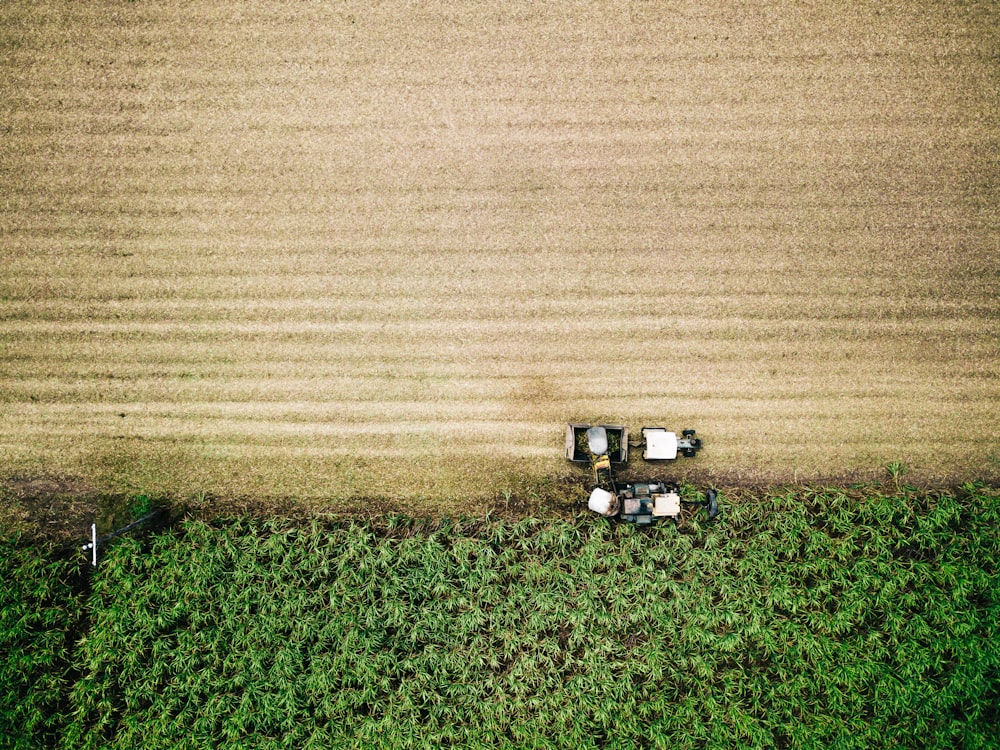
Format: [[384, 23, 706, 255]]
[[2, 484, 998, 749]]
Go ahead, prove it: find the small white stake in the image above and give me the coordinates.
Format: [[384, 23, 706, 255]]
[[91, 523, 97, 567]]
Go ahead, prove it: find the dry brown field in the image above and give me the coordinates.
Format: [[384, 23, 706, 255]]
[[2, 1, 998, 513]]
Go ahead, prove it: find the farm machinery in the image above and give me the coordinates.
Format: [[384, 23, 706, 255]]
[[566, 424, 719, 524]]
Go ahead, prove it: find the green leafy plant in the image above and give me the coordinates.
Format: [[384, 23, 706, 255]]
[[886, 461, 907, 489], [3, 485, 999, 749], [0, 539, 87, 750]]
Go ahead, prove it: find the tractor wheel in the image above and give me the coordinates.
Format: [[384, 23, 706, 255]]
[[682, 429, 696, 437], [706, 490, 719, 519]]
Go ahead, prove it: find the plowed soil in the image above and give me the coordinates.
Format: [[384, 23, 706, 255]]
[[2, 1, 997, 511]]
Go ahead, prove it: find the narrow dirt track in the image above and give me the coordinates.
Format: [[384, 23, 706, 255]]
[[2, 1, 997, 508]]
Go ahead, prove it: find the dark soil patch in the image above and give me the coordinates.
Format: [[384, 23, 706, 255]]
[[1, 475, 100, 546]]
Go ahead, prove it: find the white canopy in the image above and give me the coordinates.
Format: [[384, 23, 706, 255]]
[[588, 487, 617, 516], [643, 429, 678, 460]]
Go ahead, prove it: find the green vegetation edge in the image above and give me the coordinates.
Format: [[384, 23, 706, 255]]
[[3, 483, 998, 749]]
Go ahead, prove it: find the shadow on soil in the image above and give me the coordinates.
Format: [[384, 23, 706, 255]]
[[4, 466, 997, 551]]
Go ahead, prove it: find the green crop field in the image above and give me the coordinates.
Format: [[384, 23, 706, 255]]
[[2, 1, 998, 509], [3, 485, 998, 749]]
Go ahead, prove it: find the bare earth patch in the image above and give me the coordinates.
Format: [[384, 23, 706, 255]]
[[0, 475, 99, 544]]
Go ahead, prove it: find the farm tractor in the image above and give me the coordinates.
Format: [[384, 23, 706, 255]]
[[565, 424, 719, 525]]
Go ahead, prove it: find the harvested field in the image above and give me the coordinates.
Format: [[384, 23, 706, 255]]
[[2, 1, 998, 509]]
